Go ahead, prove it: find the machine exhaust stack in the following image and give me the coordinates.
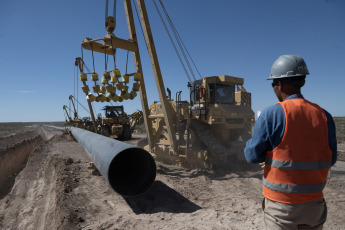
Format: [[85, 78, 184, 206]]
[[70, 127, 156, 197]]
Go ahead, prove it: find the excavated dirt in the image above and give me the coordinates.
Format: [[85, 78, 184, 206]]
[[0, 126, 344, 230]]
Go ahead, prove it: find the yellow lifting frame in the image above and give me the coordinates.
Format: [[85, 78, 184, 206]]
[[78, 0, 181, 152]]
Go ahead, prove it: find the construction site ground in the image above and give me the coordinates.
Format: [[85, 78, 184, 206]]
[[0, 125, 344, 230]]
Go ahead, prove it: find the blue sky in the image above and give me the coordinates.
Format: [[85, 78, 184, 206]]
[[0, 0, 344, 122]]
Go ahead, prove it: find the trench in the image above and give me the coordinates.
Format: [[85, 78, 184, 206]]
[[0, 134, 42, 199]]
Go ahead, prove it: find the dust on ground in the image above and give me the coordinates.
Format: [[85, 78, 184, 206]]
[[0, 126, 344, 230]]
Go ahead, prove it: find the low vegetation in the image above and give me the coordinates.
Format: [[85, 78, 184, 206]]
[[0, 122, 64, 133]]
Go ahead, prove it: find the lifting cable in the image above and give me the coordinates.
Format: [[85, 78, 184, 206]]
[[64, 105, 72, 122], [81, 45, 84, 66], [111, 39, 116, 70], [106, 0, 117, 20], [125, 50, 129, 75], [105, 0, 109, 19], [113, 0, 117, 19], [132, 0, 186, 78], [80, 46, 92, 73], [106, 0, 117, 70], [80, 56, 92, 73], [157, 0, 201, 79], [156, 0, 196, 81], [91, 43, 96, 74], [151, 0, 192, 82], [112, 44, 116, 70], [132, 0, 149, 52], [70, 95, 91, 115], [153, 0, 202, 82], [65, 105, 73, 116], [112, 0, 117, 70], [104, 46, 108, 72], [69, 99, 71, 119]]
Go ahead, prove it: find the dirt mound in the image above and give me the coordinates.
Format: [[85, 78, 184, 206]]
[[0, 126, 344, 230]]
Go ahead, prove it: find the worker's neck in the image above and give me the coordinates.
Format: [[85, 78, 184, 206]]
[[281, 89, 301, 101]]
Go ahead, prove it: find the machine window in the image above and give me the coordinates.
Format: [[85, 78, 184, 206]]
[[209, 84, 234, 103]]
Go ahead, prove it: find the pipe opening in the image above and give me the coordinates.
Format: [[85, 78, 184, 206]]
[[108, 148, 156, 197]]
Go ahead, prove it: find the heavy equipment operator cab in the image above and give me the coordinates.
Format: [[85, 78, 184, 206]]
[[190, 76, 238, 105], [208, 83, 235, 104], [103, 106, 128, 121], [100, 105, 131, 139], [188, 75, 254, 129]]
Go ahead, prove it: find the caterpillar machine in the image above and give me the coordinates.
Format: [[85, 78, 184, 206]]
[[129, 110, 144, 132], [78, 0, 255, 168], [100, 105, 132, 140]]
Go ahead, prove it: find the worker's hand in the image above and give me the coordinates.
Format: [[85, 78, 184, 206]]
[[259, 162, 265, 168]]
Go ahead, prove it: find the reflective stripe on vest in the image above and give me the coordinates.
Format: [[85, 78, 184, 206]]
[[265, 157, 332, 170], [263, 178, 327, 193], [263, 98, 332, 204]]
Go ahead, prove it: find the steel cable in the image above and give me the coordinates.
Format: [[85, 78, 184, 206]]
[[113, 0, 117, 18], [158, 0, 201, 79], [105, 0, 109, 19], [157, 0, 196, 81], [70, 95, 91, 115], [132, 0, 149, 52], [91, 43, 96, 73], [152, 0, 192, 83]]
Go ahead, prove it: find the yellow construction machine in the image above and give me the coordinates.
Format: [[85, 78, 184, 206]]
[[148, 76, 254, 168], [62, 96, 87, 128], [98, 105, 131, 140], [77, 0, 254, 168], [129, 110, 144, 132]]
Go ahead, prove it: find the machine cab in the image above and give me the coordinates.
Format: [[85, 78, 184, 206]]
[[207, 83, 235, 104], [190, 75, 240, 105], [103, 105, 128, 121]]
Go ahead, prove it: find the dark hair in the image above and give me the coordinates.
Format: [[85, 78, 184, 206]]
[[279, 76, 306, 88]]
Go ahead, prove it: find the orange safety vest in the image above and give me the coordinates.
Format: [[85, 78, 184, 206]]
[[263, 98, 332, 204]]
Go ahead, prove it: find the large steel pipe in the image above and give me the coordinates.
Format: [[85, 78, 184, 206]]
[[70, 127, 156, 197]]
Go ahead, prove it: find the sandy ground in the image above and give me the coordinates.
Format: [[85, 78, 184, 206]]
[[0, 126, 344, 230]]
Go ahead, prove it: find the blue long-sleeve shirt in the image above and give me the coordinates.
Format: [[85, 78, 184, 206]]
[[244, 94, 337, 165]]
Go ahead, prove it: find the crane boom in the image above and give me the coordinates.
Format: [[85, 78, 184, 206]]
[[123, 0, 154, 150], [74, 58, 98, 132], [135, 0, 178, 152], [63, 105, 73, 122], [69, 95, 79, 119]]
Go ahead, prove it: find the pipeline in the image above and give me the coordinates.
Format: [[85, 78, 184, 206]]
[[45, 125, 66, 131], [69, 127, 156, 197]]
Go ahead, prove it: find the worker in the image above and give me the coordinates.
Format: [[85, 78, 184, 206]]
[[244, 55, 337, 230]]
